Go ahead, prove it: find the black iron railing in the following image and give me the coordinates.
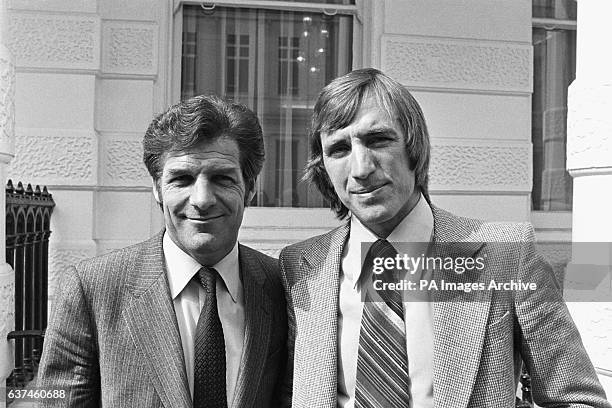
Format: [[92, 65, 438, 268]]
[[5, 180, 55, 387]]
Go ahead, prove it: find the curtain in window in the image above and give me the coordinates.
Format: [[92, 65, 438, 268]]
[[181, 5, 352, 207]]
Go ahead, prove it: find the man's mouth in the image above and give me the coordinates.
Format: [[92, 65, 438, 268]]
[[185, 214, 224, 222], [350, 183, 388, 194]]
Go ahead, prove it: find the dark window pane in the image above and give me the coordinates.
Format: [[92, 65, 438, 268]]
[[226, 59, 235, 92], [533, 0, 576, 19], [531, 26, 576, 211], [239, 60, 249, 93]]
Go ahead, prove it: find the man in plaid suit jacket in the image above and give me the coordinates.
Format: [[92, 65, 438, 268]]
[[37, 95, 286, 407], [278, 68, 610, 407]]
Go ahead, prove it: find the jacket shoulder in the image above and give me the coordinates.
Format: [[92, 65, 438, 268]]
[[239, 244, 278, 273], [433, 206, 534, 242], [279, 225, 344, 262]]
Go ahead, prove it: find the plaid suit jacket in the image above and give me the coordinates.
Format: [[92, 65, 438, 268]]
[[279, 207, 610, 408], [37, 232, 287, 408]]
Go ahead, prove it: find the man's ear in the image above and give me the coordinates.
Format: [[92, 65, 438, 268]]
[[245, 189, 256, 206], [152, 179, 161, 204]]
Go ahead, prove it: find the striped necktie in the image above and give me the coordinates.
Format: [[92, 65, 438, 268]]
[[355, 239, 411, 408], [193, 266, 227, 408]]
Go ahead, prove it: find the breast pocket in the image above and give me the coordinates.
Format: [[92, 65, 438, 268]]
[[483, 310, 514, 374], [488, 310, 511, 330]]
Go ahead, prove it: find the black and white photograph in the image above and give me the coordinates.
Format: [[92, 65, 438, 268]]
[[0, 0, 610, 407]]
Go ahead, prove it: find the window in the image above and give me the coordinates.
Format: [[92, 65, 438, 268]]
[[180, 1, 354, 207], [531, 0, 576, 211]]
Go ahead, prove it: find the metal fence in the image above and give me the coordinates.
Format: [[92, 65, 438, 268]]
[[5, 180, 55, 387]]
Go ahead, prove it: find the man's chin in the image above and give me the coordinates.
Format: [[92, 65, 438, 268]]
[[352, 208, 393, 227]]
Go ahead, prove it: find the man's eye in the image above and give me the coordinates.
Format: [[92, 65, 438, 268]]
[[170, 175, 192, 185], [215, 175, 235, 185], [327, 144, 350, 157], [369, 136, 392, 147]]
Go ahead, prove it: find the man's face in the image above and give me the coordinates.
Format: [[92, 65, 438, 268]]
[[321, 95, 420, 238], [154, 136, 250, 265]]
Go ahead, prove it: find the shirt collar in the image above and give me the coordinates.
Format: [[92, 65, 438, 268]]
[[163, 232, 241, 303]]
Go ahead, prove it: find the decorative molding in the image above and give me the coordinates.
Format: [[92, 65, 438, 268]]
[[429, 142, 531, 191], [567, 82, 612, 170], [381, 35, 532, 93], [572, 304, 612, 370], [48, 245, 95, 302], [0, 44, 15, 155], [8, 0, 97, 13], [8, 129, 96, 185], [536, 241, 571, 282], [102, 137, 150, 185], [102, 21, 158, 75], [8, 12, 100, 70], [96, 240, 139, 256], [0, 272, 15, 336]]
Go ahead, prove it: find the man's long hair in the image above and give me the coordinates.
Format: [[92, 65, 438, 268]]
[[304, 68, 431, 219]]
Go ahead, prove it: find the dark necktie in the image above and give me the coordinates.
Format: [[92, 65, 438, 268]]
[[355, 239, 411, 408], [193, 267, 227, 408]]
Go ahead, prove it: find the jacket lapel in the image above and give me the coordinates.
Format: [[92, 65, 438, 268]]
[[430, 207, 491, 408], [231, 245, 273, 408], [122, 232, 191, 408], [292, 223, 349, 407]]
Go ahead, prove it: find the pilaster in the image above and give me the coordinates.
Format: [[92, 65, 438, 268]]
[[0, 0, 16, 404], [566, 0, 612, 395]]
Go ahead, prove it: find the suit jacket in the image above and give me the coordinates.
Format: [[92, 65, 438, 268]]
[[279, 207, 610, 408], [37, 232, 287, 408]]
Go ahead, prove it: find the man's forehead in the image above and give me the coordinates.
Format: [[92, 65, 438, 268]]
[[162, 137, 241, 170], [321, 94, 396, 132], [320, 108, 400, 142]]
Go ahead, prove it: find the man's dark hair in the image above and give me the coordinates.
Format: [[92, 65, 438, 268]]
[[304, 68, 431, 219], [143, 94, 264, 204]]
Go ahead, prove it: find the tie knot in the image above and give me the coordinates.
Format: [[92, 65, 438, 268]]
[[369, 239, 397, 259], [361, 239, 399, 285], [197, 267, 217, 293]]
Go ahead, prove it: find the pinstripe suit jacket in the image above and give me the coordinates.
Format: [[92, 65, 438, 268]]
[[37, 232, 287, 408], [279, 207, 610, 408]]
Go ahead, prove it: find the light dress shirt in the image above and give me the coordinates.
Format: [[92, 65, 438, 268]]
[[338, 194, 435, 408], [163, 232, 245, 406]]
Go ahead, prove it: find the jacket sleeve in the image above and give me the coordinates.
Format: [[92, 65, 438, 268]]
[[515, 224, 611, 407], [37, 265, 100, 408]]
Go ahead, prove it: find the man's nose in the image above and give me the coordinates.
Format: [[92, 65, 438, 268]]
[[349, 145, 376, 179], [190, 177, 216, 209]]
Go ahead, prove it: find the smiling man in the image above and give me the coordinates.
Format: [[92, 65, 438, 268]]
[[279, 68, 610, 408], [37, 95, 287, 408]]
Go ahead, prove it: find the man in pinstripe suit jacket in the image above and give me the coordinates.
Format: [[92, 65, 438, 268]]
[[37, 95, 287, 407], [278, 69, 610, 407]]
